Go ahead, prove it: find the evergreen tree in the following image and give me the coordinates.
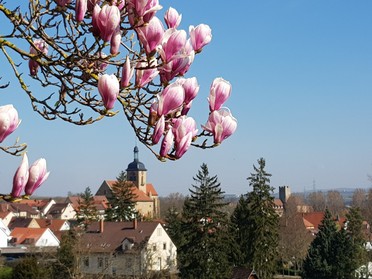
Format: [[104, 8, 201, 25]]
[[164, 206, 184, 248], [303, 208, 360, 279], [231, 158, 279, 279], [178, 163, 233, 279], [76, 187, 98, 229], [105, 171, 138, 221]]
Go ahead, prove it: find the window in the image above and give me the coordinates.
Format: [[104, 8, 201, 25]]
[[83, 257, 89, 267], [104, 257, 109, 268], [97, 257, 103, 268], [153, 244, 157, 251], [163, 242, 166, 250]]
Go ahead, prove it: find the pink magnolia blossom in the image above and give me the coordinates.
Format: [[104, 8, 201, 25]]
[[127, 0, 162, 27], [208, 77, 232, 111], [25, 158, 50, 196], [152, 115, 165, 144], [159, 56, 190, 84], [11, 154, 29, 198], [112, 0, 125, 10], [121, 56, 134, 88], [202, 108, 237, 144], [159, 128, 174, 157], [172, 116, 197, 158], [135, 61, 159, 88], [178, 39, 195, 76], [136, 16, 164, 55], [156, 83, 184, 116], [96, 5, 121, 42], [164, 7, 182, 29], [189, 24, 212, 53], [181, 100, 192, 115], [158, 29, 187, 63], [91, 4, 101, 37], [75, 0, 88, 22], [28, 39, 48, 76], [176, 77, 199, 104], [110, 27, 122, 55], [98, 74, 120, 110], [0, 105, 21, 143]]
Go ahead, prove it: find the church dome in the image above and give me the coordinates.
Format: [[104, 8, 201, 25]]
[[126, 146, 147, 171]]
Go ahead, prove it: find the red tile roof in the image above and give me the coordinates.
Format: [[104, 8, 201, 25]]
[[10, 227, 48, 245], [105, 180, 153, 202], [35, 219, 67, 232]]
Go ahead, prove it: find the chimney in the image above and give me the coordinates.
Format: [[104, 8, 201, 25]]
[[99, 219, 104, 233], [133, 218, 138, 230]]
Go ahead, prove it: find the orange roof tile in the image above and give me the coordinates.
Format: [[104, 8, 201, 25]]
[[10, 227, 48, 244], [105, 180, 153, 202], [35, 219, 67, 232], [146, 183, 158, 196]]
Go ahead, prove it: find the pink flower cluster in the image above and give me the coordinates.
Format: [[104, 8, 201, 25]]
[[0, 104, 50, 198], [12, 154, 50, 198], [29, 1, 236, 159]]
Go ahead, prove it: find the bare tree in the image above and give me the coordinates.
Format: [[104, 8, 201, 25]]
[[326, 190, 345, 216], [279, 196, 313, 275], [159, 192, 185, 218], [306, 191, 326, 212], [352, 188, 366, 209]]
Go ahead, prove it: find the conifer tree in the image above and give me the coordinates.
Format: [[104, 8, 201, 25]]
[[105, 171, 138, 221], [303, 208, 360, 279], [164, 206, 184, 249], [178, 163, 233, 279], [76, 187, 98, 229], [231, 157, 279, 279]]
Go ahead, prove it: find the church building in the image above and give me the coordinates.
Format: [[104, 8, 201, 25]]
[[96, 147, 160, 219]]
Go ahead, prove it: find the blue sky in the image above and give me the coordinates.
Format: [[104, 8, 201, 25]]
[[0, 0, 372, 197]]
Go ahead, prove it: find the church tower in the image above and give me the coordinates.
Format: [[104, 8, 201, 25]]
[[126, 146, 147, 193]]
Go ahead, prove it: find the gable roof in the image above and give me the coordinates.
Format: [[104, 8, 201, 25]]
[[67, 196, 109, 211], [302, 211, 347, 232], [10, 227, 48, 245], [18, 199, 50, 210], [231, 267, 259, 279], [47, 203, 71, 215], [8, 217, 38, 230], [105, 180, 153, 202], [35, 219, 68, 232], [7, 203, 39, 215], [82, 221, 160, 253]]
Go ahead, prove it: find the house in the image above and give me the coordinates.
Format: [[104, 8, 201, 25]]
[[0, 203, 40, 218], [8, 217, 40, 230], [96, 146, 160, 219], [0, 219, 11, 248], [66, 195, 109, 219], [0, 211, 14, 227], [80, 220, 177, 277], [231, 267, 259, 279], [18, 199, 56, 217], [46, 203, 76, 220], [10, 227, 60, 247], [302, 211, 346, 234], [35, 219, 70, 241], [273, 198, 284, 216]]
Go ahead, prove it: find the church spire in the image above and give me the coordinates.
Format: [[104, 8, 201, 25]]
[[134, 145, 139, 162]]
